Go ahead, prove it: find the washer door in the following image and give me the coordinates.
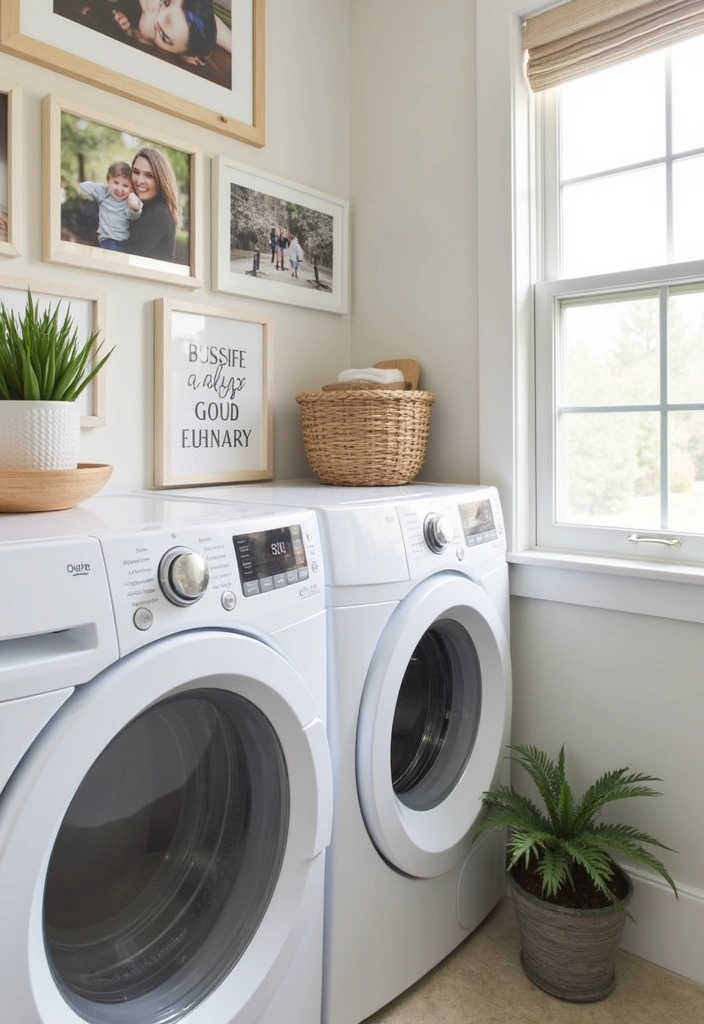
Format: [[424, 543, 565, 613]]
[[356, 574, 510, 879], [0, 630, 331, 1024]]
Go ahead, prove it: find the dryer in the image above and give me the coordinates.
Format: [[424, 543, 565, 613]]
[[154, 481, 512, 1024], [0, 493, 331, 1024]]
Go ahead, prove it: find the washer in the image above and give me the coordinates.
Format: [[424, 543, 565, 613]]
[[155, 481, 512, 1024], [0, 492, 332, 1024]]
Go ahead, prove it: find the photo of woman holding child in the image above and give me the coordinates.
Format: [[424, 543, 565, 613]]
[[56, 105, 193, 278]]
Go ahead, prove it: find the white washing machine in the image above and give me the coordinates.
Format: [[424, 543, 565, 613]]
[[154, 481, 512, 1024], [0, 492, 332, 1024]]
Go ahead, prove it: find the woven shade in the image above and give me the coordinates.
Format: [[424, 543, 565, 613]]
[[523, 0, 704, 91]]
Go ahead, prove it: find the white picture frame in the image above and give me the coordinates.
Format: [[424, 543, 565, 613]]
[[154, 299, 272, 487], [0, 83, 21, 258], [1, 0, 264, 147], [212, 156, 349, 314], [0, 275, 107, 427], [43, 95, 202, 288]]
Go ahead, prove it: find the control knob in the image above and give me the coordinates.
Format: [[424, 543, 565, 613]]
[[158, 547, 209, 606], [423, 513, 454, 553]]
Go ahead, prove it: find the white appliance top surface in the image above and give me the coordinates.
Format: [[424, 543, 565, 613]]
[[159, 479, 495, 509], [0, 493, 309, 545]]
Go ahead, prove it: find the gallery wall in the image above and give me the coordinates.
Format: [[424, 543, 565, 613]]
[[0, 0, 351, 492]]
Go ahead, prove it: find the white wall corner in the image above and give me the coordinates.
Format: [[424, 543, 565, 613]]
[[622, 869, 704, 986]]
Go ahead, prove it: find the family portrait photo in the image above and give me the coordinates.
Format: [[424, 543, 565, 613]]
[[45, 97, 200, 286], [53, 0, 233, 90], [212, 157, 349, 313], [229, 184, 334, 293]]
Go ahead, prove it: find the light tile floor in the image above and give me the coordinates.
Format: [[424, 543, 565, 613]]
[[363, 899, 704, 1024]]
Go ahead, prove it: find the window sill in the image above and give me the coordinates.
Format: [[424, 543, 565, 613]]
[[508, 550, 704, 625]]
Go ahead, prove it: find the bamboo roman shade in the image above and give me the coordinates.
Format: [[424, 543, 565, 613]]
[[523, 0, 704, 91]]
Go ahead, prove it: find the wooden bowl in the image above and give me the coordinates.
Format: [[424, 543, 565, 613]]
[[0, 463, 114, 513]]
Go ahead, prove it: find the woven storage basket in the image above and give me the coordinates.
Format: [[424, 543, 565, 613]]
[[296, 389, 435, 486]]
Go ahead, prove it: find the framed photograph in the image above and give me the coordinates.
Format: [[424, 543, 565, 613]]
[[0, 84, 20, 258], [0, 275, 107, 427], [212, 156, 349, 314], [43, 96, 201, 288], [1, 0, 264, 147], [154, 299, 272, 486]]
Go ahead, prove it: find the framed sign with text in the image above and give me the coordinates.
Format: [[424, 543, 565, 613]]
[[154, 299, 272, 486]]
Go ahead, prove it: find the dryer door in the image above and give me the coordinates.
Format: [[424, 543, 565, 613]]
[[356, 574, 510, 879], [0, 630, 332, 1024]]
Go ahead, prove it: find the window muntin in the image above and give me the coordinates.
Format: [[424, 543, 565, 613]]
[[537, 34, 704, 563]]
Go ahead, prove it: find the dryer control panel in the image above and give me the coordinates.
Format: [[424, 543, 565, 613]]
[[398, 486, 506, 580]]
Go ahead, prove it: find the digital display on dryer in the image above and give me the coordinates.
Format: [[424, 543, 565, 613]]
[[458, 500, 497, 545], [233, 525, 308, 596]]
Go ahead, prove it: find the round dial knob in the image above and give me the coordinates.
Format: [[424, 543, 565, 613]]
[[158, 547, 210, 606], [423, 513, 454, 553]]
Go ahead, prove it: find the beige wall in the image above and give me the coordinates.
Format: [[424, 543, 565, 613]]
[[0, 0, 351, 491], [349, 0, 479, 483]]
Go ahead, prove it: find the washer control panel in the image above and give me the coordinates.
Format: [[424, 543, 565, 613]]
[[97, 507, 323, 654], [233, 522, 310, 597]]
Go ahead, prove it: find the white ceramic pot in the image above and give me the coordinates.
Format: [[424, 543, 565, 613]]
[[0, 400, 80, 471]]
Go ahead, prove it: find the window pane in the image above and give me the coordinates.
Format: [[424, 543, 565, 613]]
[[558, 412, 660, 529], [672, 35, 704, 154], [561, 167, 666, 277], [672, 156, 704, 264], [559, 52, 665, 180], [669, 412, 704, 532], [669, 288, 704, 403], [561, 296, 659, 406]]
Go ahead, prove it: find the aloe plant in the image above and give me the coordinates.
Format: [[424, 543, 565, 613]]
[[0, 289, 113, 401], [472, 743, 678, 905]]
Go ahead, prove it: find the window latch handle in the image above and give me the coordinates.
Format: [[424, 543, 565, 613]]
[[627, 533, 682, 548]]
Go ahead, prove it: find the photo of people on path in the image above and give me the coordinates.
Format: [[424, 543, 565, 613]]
[[53, 0, 233, 89], [59, 111, 191, 267], [228, 183, 335, 294]]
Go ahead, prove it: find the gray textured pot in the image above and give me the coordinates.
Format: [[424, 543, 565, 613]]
[[507, 868, 634, 1002]]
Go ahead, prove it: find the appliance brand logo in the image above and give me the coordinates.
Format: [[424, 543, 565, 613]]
[[67, 561, 91, 577]]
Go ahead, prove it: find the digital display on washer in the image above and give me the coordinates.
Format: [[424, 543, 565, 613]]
[[233, 525, 308, 596], [459, 499, 497, 545]]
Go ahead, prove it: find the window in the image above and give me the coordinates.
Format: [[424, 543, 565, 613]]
[[535, 35, 704, 564]]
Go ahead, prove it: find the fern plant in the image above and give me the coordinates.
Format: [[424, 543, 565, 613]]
[[472, 744, 678, 906], [0, 289, 113, 401]]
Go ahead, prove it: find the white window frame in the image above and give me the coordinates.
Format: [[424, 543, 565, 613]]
[[476, 0, 704, 622], [536, 63, 704, 566]]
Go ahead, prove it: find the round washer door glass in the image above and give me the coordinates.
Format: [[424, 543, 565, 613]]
[[44, 689, 289, 1024], [356, 574, 510, 879], [391, 619, 480, 811]]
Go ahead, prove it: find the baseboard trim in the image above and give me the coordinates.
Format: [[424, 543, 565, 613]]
[[621, 868, 704, 986]]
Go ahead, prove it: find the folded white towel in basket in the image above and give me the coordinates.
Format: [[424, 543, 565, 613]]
[[338, 367, 405, 384]]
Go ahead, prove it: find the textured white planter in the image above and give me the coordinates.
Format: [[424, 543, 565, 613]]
[[0, 400, 80, 471]]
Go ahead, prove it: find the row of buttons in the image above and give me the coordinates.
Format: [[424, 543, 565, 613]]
[[242, 566, 310, 598], [465, 529, 498, 546]]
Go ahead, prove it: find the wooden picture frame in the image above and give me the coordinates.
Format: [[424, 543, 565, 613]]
[[0, 275, 107, 427], [0, 84, 21, 258], [1, 0, 264, 147], [154, 299, 272, 487], [43, 96, 201, 288], [212, 156, 349, 314]]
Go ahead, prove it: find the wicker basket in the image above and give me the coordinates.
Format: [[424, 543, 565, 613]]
[[296, 389, 435, 486]]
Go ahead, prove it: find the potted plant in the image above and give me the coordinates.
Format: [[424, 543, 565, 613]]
[[0, 289, 113, 472], [472, 743, 678, 1003]]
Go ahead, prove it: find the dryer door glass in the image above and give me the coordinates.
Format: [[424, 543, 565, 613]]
[[391, 620, 481, 811], [43, 690, 289, 1024]]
